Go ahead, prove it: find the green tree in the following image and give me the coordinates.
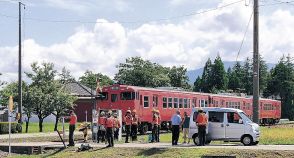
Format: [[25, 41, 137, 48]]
[[114, 57, 170, 87], [168, 66, 190, 89], [242, 57, 253, 95], [0, 73, 6, 86], [259, 56, 268, 94], [79, 70, 114, 89], [59, 67, 75, 84], [264, 55, 294, 120], [26, 62, 57, 132], [228, 62, 244, 92], [211, 55, 227, 91], [201, 58, 213, 93], [193, 76, 202, 92]]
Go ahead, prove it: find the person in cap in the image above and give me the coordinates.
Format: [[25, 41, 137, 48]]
[[196, 108, 208, 146], [113, 113, 121, 140], [97, 111, 106, 143], [124, 109, 132, 143], [67, 110, 77, 146], [151, 109, 159, 143], [131, 109, 140, 141], [156, 110, 161, 142], [105, 110, 115, 147], [171, 110, 181, 145]]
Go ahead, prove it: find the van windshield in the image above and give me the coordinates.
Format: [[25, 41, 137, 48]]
[[239, 112, 252, 123]]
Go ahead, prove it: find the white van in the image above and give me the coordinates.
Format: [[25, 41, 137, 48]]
[[188, 107, 260, 146]]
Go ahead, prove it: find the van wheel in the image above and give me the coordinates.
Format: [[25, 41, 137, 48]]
[[241, 135, 253, 146], [252, 141, 259, 145], [193, 136, 200, 146]]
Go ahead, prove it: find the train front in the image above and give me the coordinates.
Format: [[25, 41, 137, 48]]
[[97, 84, 137, 117]]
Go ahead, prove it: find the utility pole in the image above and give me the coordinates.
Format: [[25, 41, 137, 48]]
[[18, 2, 25, 124], [253, 0, 259, 123]]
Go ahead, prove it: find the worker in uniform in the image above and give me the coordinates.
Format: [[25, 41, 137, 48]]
[[113, 113, 121, 140], [196, 108, 208, 146], [124, 110, 132, 143], [97, 111, 106, 143], [171, 110, 181, 145], [131, 109, 140, 141], [68, 110, 77, 146], [156, 110, 161, 142], [105, 110, 115, 147], [151, 109, 159, 143]]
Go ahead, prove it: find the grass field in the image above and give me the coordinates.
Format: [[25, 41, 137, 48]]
[[11, 147, 294, 158], [21, 122, 70, 133]]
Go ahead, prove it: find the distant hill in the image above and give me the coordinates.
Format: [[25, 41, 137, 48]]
[[187, 61, 275, 84]]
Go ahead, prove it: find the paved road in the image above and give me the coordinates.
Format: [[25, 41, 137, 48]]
[[0, 131, 83, 140], [1, 142, 294, 151]]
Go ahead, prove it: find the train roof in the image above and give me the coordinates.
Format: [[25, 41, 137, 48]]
[[103, 84, 280, 102]]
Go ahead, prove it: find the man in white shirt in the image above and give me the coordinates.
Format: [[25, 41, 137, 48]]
[[171, 110, 182, 145]]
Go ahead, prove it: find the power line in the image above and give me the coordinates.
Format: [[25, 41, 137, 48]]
[[0, 0, 245, 24], [236, 11, 254, 61], [259, 0, 294, 6]]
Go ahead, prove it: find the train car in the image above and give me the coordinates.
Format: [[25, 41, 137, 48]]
[[97, 84, 281, 133]]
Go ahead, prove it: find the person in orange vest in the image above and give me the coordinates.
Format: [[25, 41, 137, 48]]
[[151, 109, 159, 143], [124, 110, 132, 143], [156, 110, 161, 142], [105, 110, 115, 147], [131, 109, 140, 141], [68, 110, 77, 146], [97, 111, 106, 143], [196, 108, 208, 146], [113, 112, 121, 140]]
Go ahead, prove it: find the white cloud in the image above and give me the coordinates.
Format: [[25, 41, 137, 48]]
[[1, 0, 294, 83]]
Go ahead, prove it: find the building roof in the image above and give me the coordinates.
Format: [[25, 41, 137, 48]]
[[63, 82, 95, 97]]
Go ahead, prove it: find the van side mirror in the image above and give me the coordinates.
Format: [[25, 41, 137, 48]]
[[239, 119, 243, 124]]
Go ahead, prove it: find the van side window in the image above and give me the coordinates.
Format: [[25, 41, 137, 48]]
[[193, 112, 198, 122], [227, 112, 242, 123], [208, 112, 224, 123]]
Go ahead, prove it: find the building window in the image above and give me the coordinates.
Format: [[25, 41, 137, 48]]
[[174, 98, 178, 108], [168, 98, 173, 108], [163, 97, 167, 108], [144, 96, 149, 107], [111, 94, 118, 102]]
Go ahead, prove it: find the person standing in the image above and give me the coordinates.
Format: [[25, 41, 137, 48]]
[[105, 110, 115, 147], [131, 110, 140, 141], [151, 109, 159, 143], [68, 110, 77, 146], [156, 110, 161, 142], [171, 110, 181, 145], [113, 113, 121, 140], [182, 111, 191, 144], [97, 111, 106, 143], [196, 108, 208, 146], [124, 110, 132, 143]]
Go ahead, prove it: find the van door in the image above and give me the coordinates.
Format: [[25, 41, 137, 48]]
[[208, 111, 225, 140], [225, 112, 245, 139]]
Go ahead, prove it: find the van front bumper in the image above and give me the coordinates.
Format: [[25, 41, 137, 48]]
[[253, 131, 260, 142]]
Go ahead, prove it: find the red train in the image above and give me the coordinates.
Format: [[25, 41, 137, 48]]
[[97, 84, 281, 133]]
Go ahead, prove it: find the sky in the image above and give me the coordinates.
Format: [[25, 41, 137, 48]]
[[0, 0, 294, 83]]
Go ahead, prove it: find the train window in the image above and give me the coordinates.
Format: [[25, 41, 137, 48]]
[[184, 99, 188, 108], [168, 98, 173, 108], [179, 98, 183, 108], [200, 100, 205, 107], [174, 98, 178, 108], [140, 95, 142, 105], [111, 94, 118, 102], [99, 92, 108, 100], [121, 92, 135, 100], [188, 99, 191, 108], [163, 97, 167, 108], [193, 98, 197, 107], [144, 96, 149, 107], [153, 96, 158, 107], [136, 92, 139, 100], [205, 100, 208, 107]]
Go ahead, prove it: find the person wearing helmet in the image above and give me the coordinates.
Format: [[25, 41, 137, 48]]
[[105, 110, 115, 147], [124, 110, 132, 143], [196, 108, 208, 146], [131, 109, 140, 141], [97, 111, 106, 143], [113, 112, 121, 140]]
